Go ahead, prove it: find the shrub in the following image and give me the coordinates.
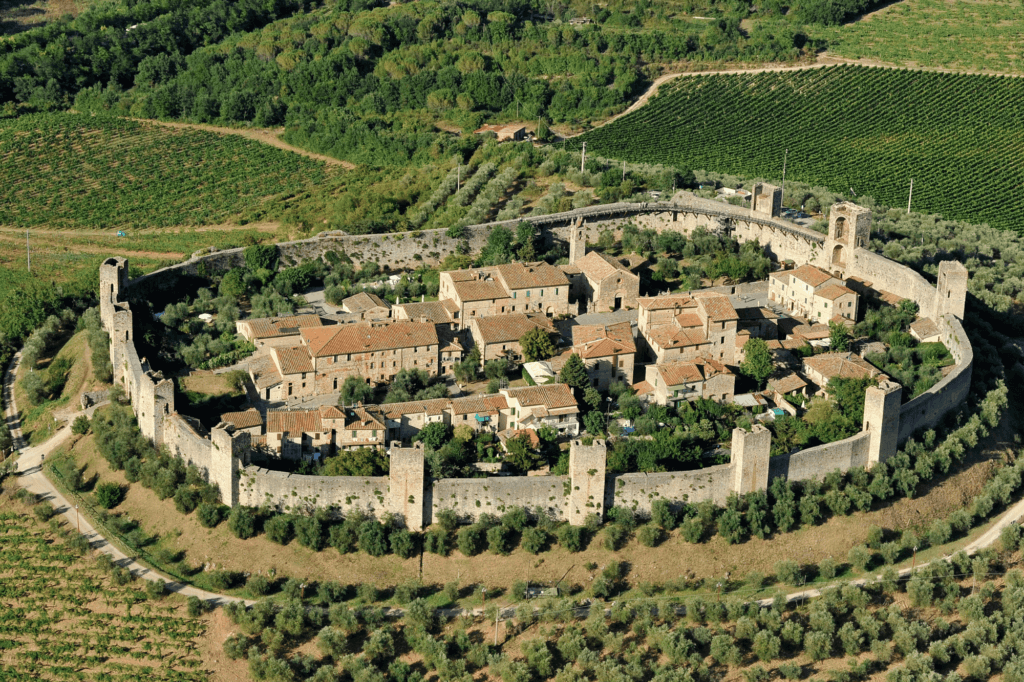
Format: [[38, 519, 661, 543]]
[[487, 524, 513, 555], [928, 519, 952, 547], [146, 579, 166, 600], [603, 524, 627, 551], [501, 507, 530, 532], [72, 415, 91, 435], [778, 663, 802, 680], [1001, 523, 1023, 553], [424, 528, 450, 556], [650, 499, 677, 530], [847, 545, 872, 572], [94, 482, 125, 509], [637, 523, 663, 547], [247, 574, 271, 597], [557, 524, 586, 553], [294, 516, 325, 551], [390, 528, 416, 559], [173, 486, 201, 514], [197, 502, 226, 528], [223, 633, 249, 660], [818, 557, 838, 580], [264, 515, 294, 545], [394, 581, 420, 604], [32, 502, 55, 521], [228, 506, 258, 539], [187, 596, 205, 617], [457, 525, 485, 557], [357, 519, 389, 557], [775, 560, 802, 586], [521, 527, 549, 554], [207, 570, 236, 591]]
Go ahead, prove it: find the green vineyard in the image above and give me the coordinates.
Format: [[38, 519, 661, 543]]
[[0, 114, 336, 229], [580, 65, 1024, 233]]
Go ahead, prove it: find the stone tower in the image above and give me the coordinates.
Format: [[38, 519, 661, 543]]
[[731, 425, 771, 495], [568, 218, 585, 265], [211, 424, 251, 507], [388, 441, 426, 530], [824, 202, 872, 273], [567, 438, 606, 525], [863, 380, 902, 467], [750, 183, 782, 218], [935, 260, 968, 320], [99, 257, 129, 334]]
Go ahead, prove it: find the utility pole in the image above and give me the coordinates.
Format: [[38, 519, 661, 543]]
[[907, 178, 914, 214], [580, 142, 586, 173], [622, 159, 626, 182], [457, 163, 461, 193], [780, 148, 789, 210], [26, 230, 30, 273]]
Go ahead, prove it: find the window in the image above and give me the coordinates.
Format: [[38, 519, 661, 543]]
[[540, 290, 544, 296], [301, 373, 306, 380], [513, 292, 517, 299], [372, 430, 377, 438], [526, 290, 531, 297], [333, 378, 337, 390], [346, 354, 351, 361], [463, 415, 467, 421], [371, 362, 375, 369], [555, 288, 559, 295], [720, 336, 725, 344], [351, 431, 356, 438]]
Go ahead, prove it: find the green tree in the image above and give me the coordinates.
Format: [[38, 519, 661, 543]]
[[219, 269, 246, 299], [414, 422, 451, 451], [559, 353, 588, 390], [322, 447, 388, 476], [583, 386, 602, 410], [829, 320, 850, 352], [520, 327, 557, 362], [504, 433, 541, 472], [244, 244, 278, 272], [740, 338, 773, 389], [0, 422, 13, 452], [338, 376, 374, 405], [94, 482, 125, 509]]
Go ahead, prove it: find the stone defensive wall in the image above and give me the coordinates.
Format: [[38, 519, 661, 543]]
[[99, 195, 975, 529]]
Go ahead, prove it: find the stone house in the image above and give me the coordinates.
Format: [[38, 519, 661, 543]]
[[474, 124, 528, 141], [379, 398, 450, 443], [321, 405, 386, 451], [736, 307, 779, 340], [450, 394, 510, 433], [769, 264, 859, 322], [218, 408, 263, 436], [300, 321, 439, 389], [393, 299, 460, 329], [341, 292, 391, 321], [637, 292, 739, 365], [236, 314, 326, 349], [265, 409, 332, 459], [802, 352, 884, 393], [501, 384, 580, 437], [439, 262, 570, 329], [269, 345, 316, 399], [644, 359, 735, 406], [909, 318, 942, 343], [571, 250, 642, 313], [469, 313, 558, 366], [571, 321, 637, 391]]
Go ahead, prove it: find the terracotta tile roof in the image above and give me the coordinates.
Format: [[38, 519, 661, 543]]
[[879, 290, 904, 306], [395, 300, 454, 324], [675, 312, 702, 328], [910, 317, 941, 340], [791, 324, 831, 340], [638, 295, 696, 311], [249, 355, 282, 389], [803, 352, 880, 381], [694, 292, 738, 322], [220, 408, 263, 430], [378, 398, 451, 419], [342, 292, 390, 314], [648, 325, 708, 350], [267, 409, 323, 434], [559, 263, 581, 276], [816, 284, 856, 301], [495, 262, 569, 290], [767, 339, 811, 351], [273, 346, 314, 375], [572, 321, 636, 359], [503, 383, 578, 409], [344, 407, 385, 430], [768, 373, 809, 395], [575, 250, 637, 282], [473, 313, 555, 345], [451, 394, 508, 416], [319, 405, 346, 420], [655, 358, 731, 386], [632, 380, 654, 396], [452, 279, 509, 302], [500, 428, 541, 449], [301, 322, 438, 357], [788, 264, 834, 288], [243, 314, 324, 339]]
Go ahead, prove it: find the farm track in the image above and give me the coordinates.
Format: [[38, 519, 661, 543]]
[[0, 232, 185, 259], [128, 118, 356, 170]]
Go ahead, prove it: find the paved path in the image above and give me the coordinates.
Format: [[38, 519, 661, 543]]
[[3, 350, 250, 606]]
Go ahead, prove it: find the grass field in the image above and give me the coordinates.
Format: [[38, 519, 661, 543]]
[[817, 0, 1024, 74], [0, 113, 344, 229], [0, 489, 209, 681], [580, 65, 1024, 232]]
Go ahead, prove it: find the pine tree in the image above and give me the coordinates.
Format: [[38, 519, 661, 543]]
[[559, 353, 588, 390]]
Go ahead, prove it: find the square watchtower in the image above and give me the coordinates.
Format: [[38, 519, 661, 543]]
[[825, 202, 872, 272]]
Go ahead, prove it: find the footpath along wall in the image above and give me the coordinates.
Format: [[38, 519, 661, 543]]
[[100, 197, 974, 529]]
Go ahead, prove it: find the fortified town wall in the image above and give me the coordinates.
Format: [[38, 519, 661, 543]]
[[101, 196, 973, 529]]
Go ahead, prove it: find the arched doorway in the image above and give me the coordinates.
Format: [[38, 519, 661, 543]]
[[834, 216, 846, 239], [832, 245, 845, 266]]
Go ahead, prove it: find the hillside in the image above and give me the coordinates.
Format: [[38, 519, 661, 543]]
[[579, 65, 1024, 233]]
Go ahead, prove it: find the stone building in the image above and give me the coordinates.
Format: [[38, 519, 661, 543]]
[[571, 321, 637, 390], [570, 248, 642, 313], [802, 352, 885, 393], [393, 299, 460, 329], [501, 384, 580, 437], [380, 398, 450, 443], [324, 405, 387, 451], [469, 313, 558, 366], [341, 292, 391, 321], [824, 202, 873, 272], [750, 182, 782, 218], [218, 408, 264, 436], [236, 314, 326, 349], [449, 394, 510, 433], [644, 359, 735, 406], [265, 409, 332, 459], [300, 320, 440, 388], [439, 262, 570, 329], [768, 264, 858, 322], [637, 292, 739, 365]]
